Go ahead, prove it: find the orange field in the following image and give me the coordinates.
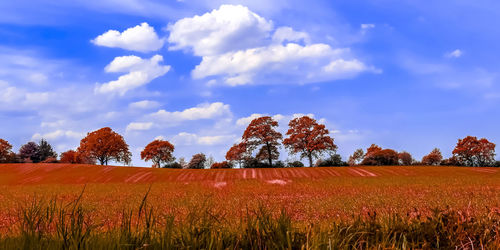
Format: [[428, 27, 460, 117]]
[[0, 164, 499, 233]]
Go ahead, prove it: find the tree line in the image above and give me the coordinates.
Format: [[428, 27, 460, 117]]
[[0, 115, 498, 168]]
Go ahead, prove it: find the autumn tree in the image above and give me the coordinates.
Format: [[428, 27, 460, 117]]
[[77, 127, 131, 166], [19, 142, 40, 163], [60, 150, 79, 163], [187, 153, 206, 169], [242, 116, 283, 167], [225, 142, 249, 168], [0, 139, 14, 163], [348, 148, 365, 166], [421, 148, 443, 166], [361, 144, 399, 166], [398, 151, 413, 165], [283, 116, 337, 167], [452, 136, 496, 167], [141, 139, 175, 168]]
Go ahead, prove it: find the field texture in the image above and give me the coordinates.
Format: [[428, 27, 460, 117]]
[[0, 164, 499, 248]]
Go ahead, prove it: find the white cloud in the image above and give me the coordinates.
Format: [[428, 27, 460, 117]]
[[361, 23, 375, 29], [32, 130, 85, 141], [95, 55, 170, 96], [272, 27, 310, 44], [92, 22, 165, 52], [168, 5, 374, 86], [445, 49, 463, 58], [236, 113, 286, 126], [126, 122, 154, 132], [150, 102, 231, 122], [172, 132, 236, 146], [129, 100, 160, 109], [168, 5, 273, 56]]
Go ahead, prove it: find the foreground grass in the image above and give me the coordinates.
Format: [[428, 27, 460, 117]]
[[1, 189, 499, 249]]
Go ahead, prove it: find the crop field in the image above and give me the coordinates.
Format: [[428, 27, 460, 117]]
[[0, 164, 499, 248]]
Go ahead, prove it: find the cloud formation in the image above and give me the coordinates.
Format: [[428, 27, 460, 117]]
[[168, 4, 374, 86], [92, 22, 165, 52], [150, 102, 231, 123], [172, 132, 236, 146], [95, 55, 170, 96]]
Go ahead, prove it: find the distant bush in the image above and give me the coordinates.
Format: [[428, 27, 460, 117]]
[[287, 161, 304, 168], [494, 161, 500, 168], [242, 158, 273, 168], [187, 153, 206, 169], [41, 157, 58, 163], [362, 149, 399, 166], [316, 154, 347, 167], [211, 161, 233, 169], [162, 162, 182, 169]]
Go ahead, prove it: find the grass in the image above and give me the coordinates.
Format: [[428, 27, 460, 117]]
[[0, 164, 499, 248], [0, 192, 499, 249]]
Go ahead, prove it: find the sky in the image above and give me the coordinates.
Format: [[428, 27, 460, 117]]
[[1, 0, 500, 166]]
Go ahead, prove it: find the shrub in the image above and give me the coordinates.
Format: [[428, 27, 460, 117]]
[[362, 149, 399, 166], [211, 161, 233, 169], [162, 162, 182, 169], [41, 157, 58, 163], [316, 154, 347, 167], [287, 161, 304, 168]]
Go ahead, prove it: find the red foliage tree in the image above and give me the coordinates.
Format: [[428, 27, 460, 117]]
[[361, 144, 399, 166], [225, 142, 249, 168], [60, 150, 95, 164], [242, 116, 283, 167], [60, 150, 79, 163], [0, 139, 14, 163], [452, 136, 496, 166], [421, 148, 443, 166], [77, 127, 131, 166], [283, 116, 337, 167], [398, 151, 413, 165], [210, 161, 233, 169], [141, 139, 175, 168]]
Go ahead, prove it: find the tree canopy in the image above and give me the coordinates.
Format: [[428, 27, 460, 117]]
[[77, 127, 131, 165], [283, 116, 336, 167], [141, 139, 175, 168]]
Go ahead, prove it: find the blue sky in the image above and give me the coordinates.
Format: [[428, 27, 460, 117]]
[[1, 0, 499, 166]]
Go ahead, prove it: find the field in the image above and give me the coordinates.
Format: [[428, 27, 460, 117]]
[[0, 164, 499, 248]]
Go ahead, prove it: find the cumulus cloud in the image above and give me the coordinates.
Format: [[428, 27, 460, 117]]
[[95, 55, 170, 96], [168, 4, 374, 86], [150, 102, 231, 122], [172, 132, 236, 146], [445, 49, 463, 58], [272, 27, 310, 44], [92, 22, 165, 52], [126, 122, 154, 132], [168, 5, 273, 56]]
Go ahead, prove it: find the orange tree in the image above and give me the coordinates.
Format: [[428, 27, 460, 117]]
[[283, 116, 337, 167], [398, 151, 413, 165], [225, 142, 249, 168], [141, 139, 175, 168], [77, 127, 131, 165], [242, 116, 282, 167], [422, 148, 443, 165], [452, 136, 496, 166], [361, 144, 399, 166], [0, 139, 13, 163]]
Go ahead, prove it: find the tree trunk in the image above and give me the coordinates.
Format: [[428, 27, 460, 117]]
[[266, 144, 272, 167], [308, 153, 313, 167]]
